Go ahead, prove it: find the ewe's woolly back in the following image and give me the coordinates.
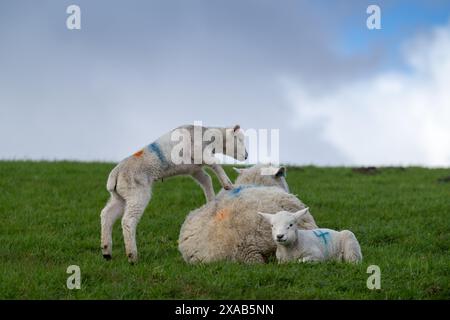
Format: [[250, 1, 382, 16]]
[[178, 165, 318, 264]]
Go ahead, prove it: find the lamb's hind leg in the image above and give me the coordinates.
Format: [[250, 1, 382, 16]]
[[100, 192, 125, 260], [191, 168, 215, 202], [340, 230, 363, 263], [121, 184, 152, 264]]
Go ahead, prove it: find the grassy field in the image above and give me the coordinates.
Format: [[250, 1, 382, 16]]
[[0, 161, 449, 299]]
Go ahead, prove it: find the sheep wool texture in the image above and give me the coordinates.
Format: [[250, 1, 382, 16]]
[[178, 166, 318, 264]]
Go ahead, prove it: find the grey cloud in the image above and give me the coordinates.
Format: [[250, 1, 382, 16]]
[[0, 0, 445, 164]]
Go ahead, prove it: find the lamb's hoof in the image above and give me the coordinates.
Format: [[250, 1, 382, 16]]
[[103, 254, 112, 260], [224, 184, 234, 190], [127, 253, 138, 265]]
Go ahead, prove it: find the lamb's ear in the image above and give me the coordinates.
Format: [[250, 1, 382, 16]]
[[257, 212, 272, 223], [293, 208, 309, 221], [233, 124, 240, 133], [275, 166, 286, 178], [233, 167, 243, 174]]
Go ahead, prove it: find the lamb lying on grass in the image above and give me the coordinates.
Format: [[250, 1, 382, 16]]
[[178, 164, 318, 264], [258, 209, 362, 263]]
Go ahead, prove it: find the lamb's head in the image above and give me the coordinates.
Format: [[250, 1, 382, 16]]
[[224, 124, 248, 161], [233, 164, 289, 192], [258, 208, 309, 245]]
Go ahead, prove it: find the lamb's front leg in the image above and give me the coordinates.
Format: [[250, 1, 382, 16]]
[[209, 164, 233, 190], [299, 256, 321, 263], [191, 168, 215, 202]]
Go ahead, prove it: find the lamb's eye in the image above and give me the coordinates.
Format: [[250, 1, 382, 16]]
[[289, 224, 293, 227]]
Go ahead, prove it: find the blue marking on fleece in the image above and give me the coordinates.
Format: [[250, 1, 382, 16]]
[[231, 185, 244, 195], [313, 230, 330, 245], [148, 142, 167, 166], [229, 184, 259, 196]]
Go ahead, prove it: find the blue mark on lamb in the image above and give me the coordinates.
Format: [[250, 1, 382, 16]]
[[313, 229, 330, 245], [148, 142, 167, 166]]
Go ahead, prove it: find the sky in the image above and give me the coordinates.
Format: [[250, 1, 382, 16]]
[[0, 0, 449, 166]]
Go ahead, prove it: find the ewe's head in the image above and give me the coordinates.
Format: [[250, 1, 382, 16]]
[[224, 125, 248, 161], [233, 164, 289, 192], [258, 208, 309, 245]]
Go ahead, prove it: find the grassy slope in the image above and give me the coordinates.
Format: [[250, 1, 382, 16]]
[[0, 161, 448, 299]]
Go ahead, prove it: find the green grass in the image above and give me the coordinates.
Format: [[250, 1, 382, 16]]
[[0, 161, 449, 299]]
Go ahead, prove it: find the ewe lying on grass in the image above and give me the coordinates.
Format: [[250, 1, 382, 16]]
[[259, 209, 362, 263], [178, 165, 318, 264]]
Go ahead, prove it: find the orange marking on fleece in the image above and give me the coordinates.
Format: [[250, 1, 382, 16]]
[[215, 208, 231, 222], [133, 149, 144, 157]]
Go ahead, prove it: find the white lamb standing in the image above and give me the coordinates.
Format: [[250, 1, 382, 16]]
[[258, 209, 362, 263], [100, 124, 248, 263], [178, 164, 318, 264]]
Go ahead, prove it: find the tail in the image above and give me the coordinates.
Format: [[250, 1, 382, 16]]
[[341, 230, 363, 263], [106, 165, 120, 193]]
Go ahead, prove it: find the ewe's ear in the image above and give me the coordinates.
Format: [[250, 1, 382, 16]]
[[275, 166, 286, 178], [293, 208, 309, 222], [257, 212, 272, 223], [233, 124, 240, 133]]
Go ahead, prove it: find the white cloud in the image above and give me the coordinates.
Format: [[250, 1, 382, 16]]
[[283, 22, 450, 167]]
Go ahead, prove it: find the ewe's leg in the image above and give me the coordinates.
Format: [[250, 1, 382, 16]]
[[209, 164, 233, 190], [121, 185, 151, 264], [100, 193, 125, 259], [191, 169, 215, 202]]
